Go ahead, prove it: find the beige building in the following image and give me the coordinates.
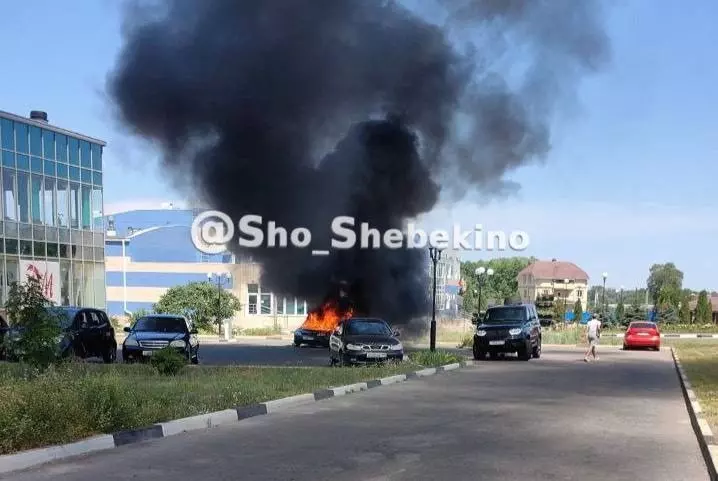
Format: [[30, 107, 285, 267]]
[[517, 259, 589, 307]]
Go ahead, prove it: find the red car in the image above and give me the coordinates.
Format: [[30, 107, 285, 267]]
[[623, 321, 661, 350]]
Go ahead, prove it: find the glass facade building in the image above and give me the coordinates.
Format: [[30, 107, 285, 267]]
[[0, 110, 105, 308]]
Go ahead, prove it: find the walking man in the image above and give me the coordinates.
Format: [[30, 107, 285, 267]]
[[584, 314, 602, 362]]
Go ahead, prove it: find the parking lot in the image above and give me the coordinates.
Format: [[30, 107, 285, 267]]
[[4, 346, 709, 481]]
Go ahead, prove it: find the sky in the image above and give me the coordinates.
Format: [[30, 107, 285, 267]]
[[1, 0, 716, 291]]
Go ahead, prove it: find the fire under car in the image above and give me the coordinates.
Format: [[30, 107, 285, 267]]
[[329, 317, 404, 366]]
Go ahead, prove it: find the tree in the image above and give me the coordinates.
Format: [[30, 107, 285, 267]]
[[647, 263, 683, 309], [128, 308, 151, 324], [615, 298, 624, 325], [4, 276, 62, 370], [154, 282, 242, 332], [695, 290, 713, 325], [679, 293, 691, 324], [656, 305, 679, 324], [460, 257, 532, 312], [573, 299, 583, 324], [623, 295, 644, 325]]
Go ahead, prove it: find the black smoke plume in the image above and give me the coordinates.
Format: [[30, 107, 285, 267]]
[[108, 0, 609, 331]]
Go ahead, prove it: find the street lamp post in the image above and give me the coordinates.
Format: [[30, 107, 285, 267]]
[[601, 272, 608, 319], [619, 285, 624, 325], [563, 278, 570, 323], [428, 247, 443, 352], [207, 272, 232, 340], [474, 266, 495, 320]]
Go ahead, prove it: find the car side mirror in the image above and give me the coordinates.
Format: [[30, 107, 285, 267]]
[[190, 328, 198, 334], [393, 330, 401, 337], [123, 327, 131, 333]]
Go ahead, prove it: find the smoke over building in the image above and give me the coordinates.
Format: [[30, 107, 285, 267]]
[[107, 0, 610, 331]]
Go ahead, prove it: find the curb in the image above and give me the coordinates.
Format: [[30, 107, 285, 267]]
[[671, 347, 718, 480], [0, 361, 473, 475]]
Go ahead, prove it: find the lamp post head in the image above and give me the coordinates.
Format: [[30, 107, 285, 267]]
[[563, 278, 569, 284], [207, 273, 213, 280], [225, 272, 232, 279], [602, 272, 608, 280], [620, 285, 624, 291], [487, 268, 494, 276], [476, 267, 486, 275]]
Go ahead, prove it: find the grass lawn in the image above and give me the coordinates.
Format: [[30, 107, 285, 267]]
[[0, 350, 463, 455], [671, 340, 718, 433]]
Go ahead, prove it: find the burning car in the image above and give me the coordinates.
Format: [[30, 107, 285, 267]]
[[294, 298, 353, 348]]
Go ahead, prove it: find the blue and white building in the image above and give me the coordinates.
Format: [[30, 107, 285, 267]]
[[103, 206, 309, 330]]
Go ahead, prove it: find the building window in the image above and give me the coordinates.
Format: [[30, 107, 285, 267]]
[[247, 283, 259, 314], [69, 182, 80, 228], [260, 292, 272, 314], [577, 290, 582, 298], [68, 137, 79, 165], [3, 169, 16, 220], [17, 172, 29, 223], [15, 122, 28, 153], [43, 129, 55, 159], [29, 126, 42, 156], [277, 297, 284, 314], [1, 118, 14, 150], [31, 175, 42, 224], [57, 179, 68, 227]]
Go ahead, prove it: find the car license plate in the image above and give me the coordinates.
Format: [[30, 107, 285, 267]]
[[637, 332, 648, 336], [366, 352, 387, 359], [302, 336, 314, 341], [489, 340, 505, 346], [142, 350, 154, 356]]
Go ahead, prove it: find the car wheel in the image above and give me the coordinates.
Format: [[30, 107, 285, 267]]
[[623, 344, 629, 350], [294, 341, 301, 347], [532, 340, 541, 359], [518, 343, 531, 361], [473, 345, 485, 360], [191, 355, 199, 364], [102, 345, 117, 364]]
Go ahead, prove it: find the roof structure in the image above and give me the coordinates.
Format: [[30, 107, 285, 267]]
[[518, 260, 589, 281]]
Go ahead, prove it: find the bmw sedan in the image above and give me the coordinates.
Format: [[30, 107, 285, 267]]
[[122, 314, 199, 363]]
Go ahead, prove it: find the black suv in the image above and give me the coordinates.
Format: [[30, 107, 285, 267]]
[[3, 306, 117, 363], [473, 304, 542, 361], [329, 317, 403, 366]]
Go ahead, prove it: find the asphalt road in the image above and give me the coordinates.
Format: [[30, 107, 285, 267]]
[[4, 346, 709, 481]]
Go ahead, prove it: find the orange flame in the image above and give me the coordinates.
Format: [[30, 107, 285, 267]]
[[301, 299, 354, 333]]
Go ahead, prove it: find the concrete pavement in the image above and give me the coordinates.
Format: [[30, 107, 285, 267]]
[[2, 346, 709, 480]]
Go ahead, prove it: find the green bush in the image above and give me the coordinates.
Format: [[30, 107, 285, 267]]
[[241, 327, 282, 336], [150, 348, 186, 376], [409, 349, 464, 367], [0, 362, 413, 454], [4, 277, 63, 370]]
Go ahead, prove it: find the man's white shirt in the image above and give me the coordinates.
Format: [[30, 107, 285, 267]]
[[587, 319, 601, 337]]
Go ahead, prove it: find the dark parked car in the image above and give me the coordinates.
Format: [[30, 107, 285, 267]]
[[293, 327, 332, 347], [329, 317, 403, 366], [473, 304, 542, 361], [3, 306, 117, 363], [122, 314, 199, 364]]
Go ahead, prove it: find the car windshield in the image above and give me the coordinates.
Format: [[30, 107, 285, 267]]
[[346, 320, 392, 336], [133, 316, 187, 333], [630, 322, 656, 329], [483, 307, 527, 324], [47, 307, 76, 329]]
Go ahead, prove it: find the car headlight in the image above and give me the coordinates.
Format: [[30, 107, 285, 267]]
[[169, 340, 186, 348], [390, 342, 403, 351], [508, 328, 522, 336], [124, 337, 139, 347], [346, 343, 363, 351], [476, 330, 487, 336]]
